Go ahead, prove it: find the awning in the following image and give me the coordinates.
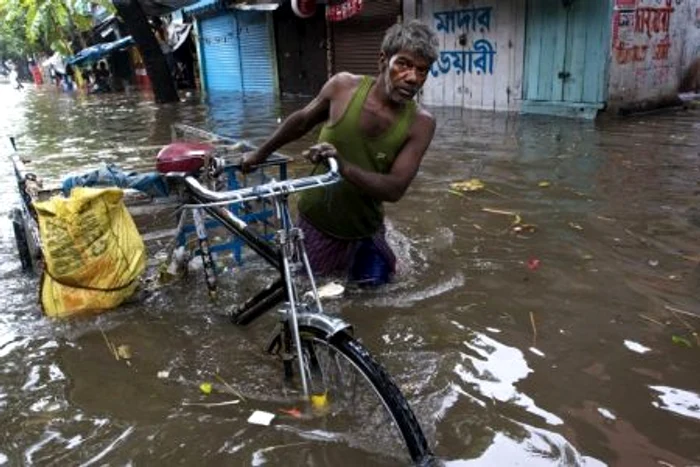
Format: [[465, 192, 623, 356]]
[[66, 36, 136, 67], [182, 0, 280, 17], [182, 0, 226, 17], [139, 0, 199, 16]]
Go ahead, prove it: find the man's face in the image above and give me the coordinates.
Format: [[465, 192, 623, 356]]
[[381, 50, 431, 104]]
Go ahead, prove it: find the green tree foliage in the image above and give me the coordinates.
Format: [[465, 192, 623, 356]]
[[0, 0, 113, 58]]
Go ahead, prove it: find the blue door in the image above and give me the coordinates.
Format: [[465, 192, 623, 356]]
[[238, 12, 277, 94], [523, 0, 610, 105], [200, 13, 242, 92]]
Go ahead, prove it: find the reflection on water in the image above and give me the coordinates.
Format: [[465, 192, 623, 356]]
[[456, 331, 564, 426], [650, 386, 700, 422], [1, 83, 700, 466]]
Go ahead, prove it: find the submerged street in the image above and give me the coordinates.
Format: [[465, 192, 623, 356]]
[[1, 85, 699, 466]]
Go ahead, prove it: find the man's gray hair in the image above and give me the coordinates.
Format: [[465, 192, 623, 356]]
[[381, 20, 440, 64]]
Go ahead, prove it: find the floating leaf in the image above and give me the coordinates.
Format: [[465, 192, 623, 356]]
[[116, 345, 132, 360], [199, 382, 213, 394], [538, 181, 551, 188], [451, 179, 485, 192], [671, 335, 692, 348], [482, 207, 537, 236]]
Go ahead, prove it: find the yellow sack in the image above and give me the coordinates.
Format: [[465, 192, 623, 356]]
[[35, 187, 146, 318]]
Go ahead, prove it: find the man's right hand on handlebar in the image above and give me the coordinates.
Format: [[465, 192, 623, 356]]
[[303, 143, 341, 170], [240, 150, 266, 174]]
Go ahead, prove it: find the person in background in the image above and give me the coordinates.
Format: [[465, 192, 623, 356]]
[[241, 20, 439, 287], [93, 61, 111, 92], [62, 64, 75, 92], [9, 64, 24, 90]]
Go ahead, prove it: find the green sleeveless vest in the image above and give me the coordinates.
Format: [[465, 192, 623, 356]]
[[298, 76, 417, 240]]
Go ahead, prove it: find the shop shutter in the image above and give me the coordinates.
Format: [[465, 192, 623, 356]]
[[273, 2, 327, 96], [238, 11, 277, 94], [199, 13, 242, 92], [332, 0, 400, 76]]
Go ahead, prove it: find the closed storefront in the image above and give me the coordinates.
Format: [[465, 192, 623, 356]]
[[273, 1, 327, 96], [522, 0, 611, 117], [331, 0, 401, 75], [199, 13, 242, 92], [238, 11, 278, 93], [194, 7, 278, 95]]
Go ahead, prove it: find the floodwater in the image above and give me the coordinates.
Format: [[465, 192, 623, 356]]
[[1, 82, 699, 467]]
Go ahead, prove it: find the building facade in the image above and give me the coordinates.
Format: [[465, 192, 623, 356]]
[[170, 0, 699, 116], [407, 0, 700, 117]]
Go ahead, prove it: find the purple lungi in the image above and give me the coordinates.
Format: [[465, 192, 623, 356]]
[[297, 215, 396, 282]]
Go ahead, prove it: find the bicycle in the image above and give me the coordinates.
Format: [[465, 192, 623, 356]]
[[165, 152, 434, 464]]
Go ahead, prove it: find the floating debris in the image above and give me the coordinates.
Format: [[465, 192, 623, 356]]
[[450, 179, 506, 198], [482, 207, 537, 235], [451, 179, 485, 192], [215, 374, 246, 401], [248, 410, 276, 426], [527, 258, 541, 271], [597, 408, 617, 421], [624, 340, 652, 354], [671, 335, 692, 348], [116, 345, 132, 360], [182, 400, 240, 408], [279, 407, 303, 419]]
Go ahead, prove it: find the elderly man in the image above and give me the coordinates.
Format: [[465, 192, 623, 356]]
[[243, 20, 439, 286]]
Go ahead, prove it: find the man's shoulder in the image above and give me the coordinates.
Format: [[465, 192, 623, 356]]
[[414, 105, 436, 126], [327, 72, 365, 92]]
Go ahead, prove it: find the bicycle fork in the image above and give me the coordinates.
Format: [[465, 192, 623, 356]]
[[270, 223, 325, 401]]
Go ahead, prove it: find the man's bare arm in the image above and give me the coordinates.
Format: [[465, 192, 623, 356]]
[[340, 111, 436, 202], [244, 75, 344, 167]]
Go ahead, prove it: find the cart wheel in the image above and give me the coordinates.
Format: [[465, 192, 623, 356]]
[[11, 208, 33, 273]]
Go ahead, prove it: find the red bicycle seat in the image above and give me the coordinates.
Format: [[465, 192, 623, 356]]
[[156, 141, 216, 173]]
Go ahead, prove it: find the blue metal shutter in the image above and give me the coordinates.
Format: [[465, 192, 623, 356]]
[[237, 11, 277, 94], [200, 13, 242, 92]]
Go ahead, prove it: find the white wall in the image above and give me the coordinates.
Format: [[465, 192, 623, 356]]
[[682, 1, 700, 72], [417, 0, 525, 111], [607, 0, 700, 109]]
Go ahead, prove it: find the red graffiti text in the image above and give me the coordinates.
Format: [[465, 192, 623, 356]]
[[615, 44, 648, 64], [635, 6, 674, 38], [653, 40, 671, 61]]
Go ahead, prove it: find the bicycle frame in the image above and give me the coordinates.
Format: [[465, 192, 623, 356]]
[[172, 157, 351, 399]]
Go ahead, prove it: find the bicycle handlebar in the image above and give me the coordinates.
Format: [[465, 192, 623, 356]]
[[180, 157, 340, 205]]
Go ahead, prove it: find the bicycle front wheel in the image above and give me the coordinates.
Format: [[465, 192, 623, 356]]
[[298, 325, 432, 464]]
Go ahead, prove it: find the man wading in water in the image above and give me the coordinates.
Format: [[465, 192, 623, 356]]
[[242, 20, 439, 286]]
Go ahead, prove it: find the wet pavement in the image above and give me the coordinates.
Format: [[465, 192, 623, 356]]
[[0, 83, 699, 466]]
